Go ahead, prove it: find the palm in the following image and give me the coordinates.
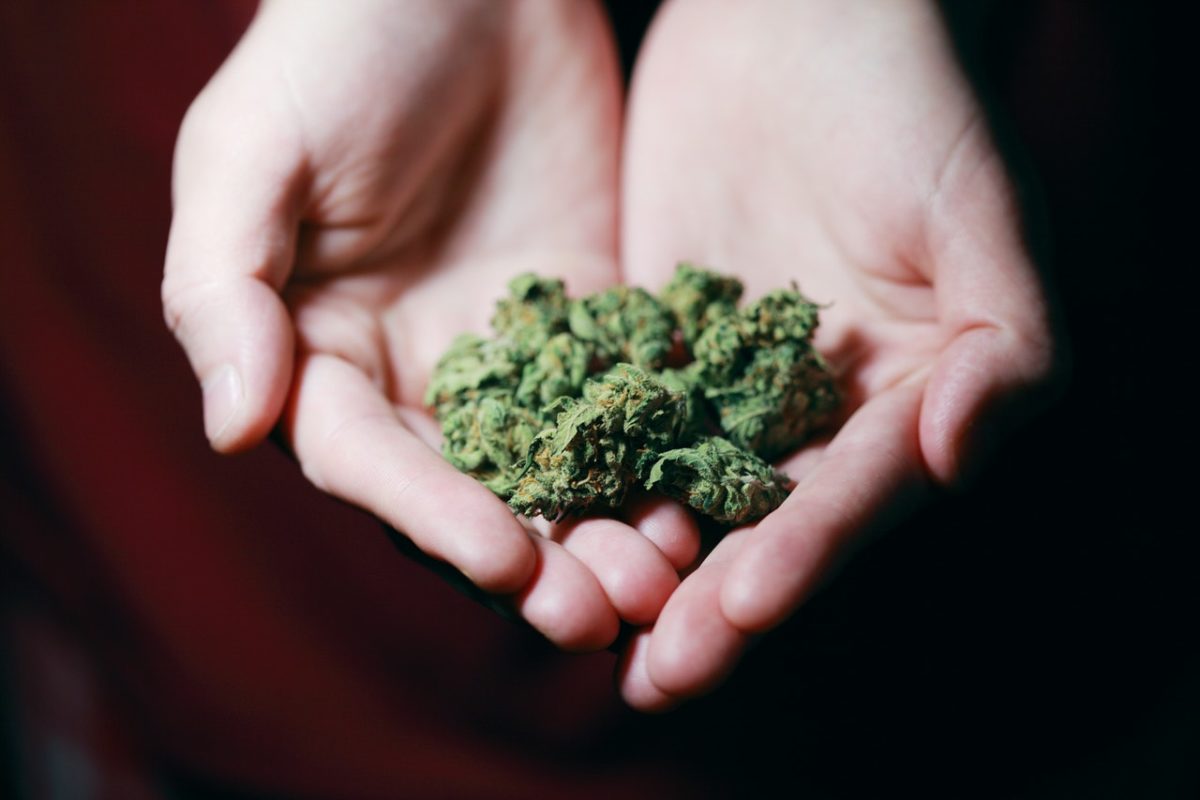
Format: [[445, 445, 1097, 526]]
[[279, 11, 621, 406], [617, 0, 1054, 707]]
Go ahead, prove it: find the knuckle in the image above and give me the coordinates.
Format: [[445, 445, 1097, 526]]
[[1016, 318, 1068, 399], [160, 279, 190, 337], [159, 278, 219, 347]]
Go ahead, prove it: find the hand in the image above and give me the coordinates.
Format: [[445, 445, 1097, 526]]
[[617, 0, 1059, 708], [162, 0, 680, 650]]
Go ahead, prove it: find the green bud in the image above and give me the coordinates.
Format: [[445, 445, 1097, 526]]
[[655, 363, 710, 442], [646, 436, 791, 525], [735, 287, 821, 345], [441, 396, 543, 496], [516, 332, 591, 409], [428, 265, 840, 526], [567, 286, 674, 370], [693, 287, 838, 459], [508, 365, 685, 521], [704, 344, 838, 460], [491, 273, 570, 359], [424, 333, 521, 419], [658, 262, 743, 349]]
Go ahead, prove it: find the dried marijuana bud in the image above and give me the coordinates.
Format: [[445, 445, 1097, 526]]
[[658, 262, 743, 348], [508, 365, 686, 521], [693, 289, 839, 459], [654, 364, 709, 442], [646, 436, 791, 525], [441, 396, 543, 496], [424, 333, 521, 418], [491, 273, 571, 359], [567, 286, 674, 370], [426, 266, 840, 526], [515, 332, 590, 409]]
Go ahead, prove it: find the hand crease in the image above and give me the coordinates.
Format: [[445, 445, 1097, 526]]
[[927, 110, 983, 214], [277, 59, 314, 167]]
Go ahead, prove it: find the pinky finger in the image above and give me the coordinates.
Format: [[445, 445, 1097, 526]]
[[615, 628, 679, 712]]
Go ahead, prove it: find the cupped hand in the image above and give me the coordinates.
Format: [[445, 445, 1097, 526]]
[[162, 0, 680, 650], [617, 0, 1059, 708]]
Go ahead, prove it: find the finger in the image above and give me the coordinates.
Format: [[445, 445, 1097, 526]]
[[922, 139, 1061, 483], [775, 437, 831, 485], [395, 406, 443, 451], [644, 533, 752, 698], [721, 383, 926, 633], [920, 324, 1056, 484], [550, 516, 679, 626], [163, 93, 306, 452], [615, 628, 679, 712], [512, 535, 620, 652], [286, 353, 535, 594], [620, 493, 702, 571]]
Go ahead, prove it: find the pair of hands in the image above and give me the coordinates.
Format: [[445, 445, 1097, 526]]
[[163, 0, 1055, 711]]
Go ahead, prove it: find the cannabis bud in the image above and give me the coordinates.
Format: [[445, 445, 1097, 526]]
[[426, 264, 839, 525]]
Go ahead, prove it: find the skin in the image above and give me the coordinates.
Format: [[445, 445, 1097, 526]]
[[165, 0, 1058, 709], [163, 0, 680, 652], [616, 0, 1058, 709]]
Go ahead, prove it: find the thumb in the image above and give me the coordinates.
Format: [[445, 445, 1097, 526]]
[[921, 139, 1062, 484], [162, 90, 305, 452]]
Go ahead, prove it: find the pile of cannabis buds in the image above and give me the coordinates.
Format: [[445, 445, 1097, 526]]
[[425, 264, 839, 525]]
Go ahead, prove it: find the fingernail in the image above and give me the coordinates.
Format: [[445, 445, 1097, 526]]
[[203, 364, 243, 444]]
